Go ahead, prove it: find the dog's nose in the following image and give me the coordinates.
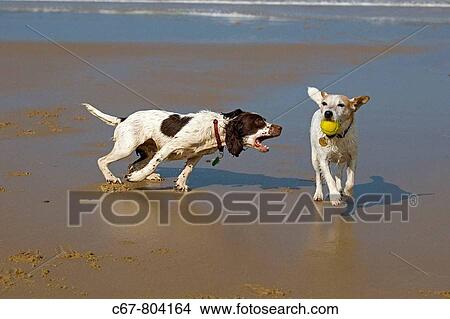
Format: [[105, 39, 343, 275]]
[[270, 124, 282, 136], [324, 110, 333, 119]]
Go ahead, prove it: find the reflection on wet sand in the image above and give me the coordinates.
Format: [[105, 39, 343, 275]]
[[298, 215, 366, 297]]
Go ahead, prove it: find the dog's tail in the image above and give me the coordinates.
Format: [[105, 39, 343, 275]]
[[82, 103, 123, 126]]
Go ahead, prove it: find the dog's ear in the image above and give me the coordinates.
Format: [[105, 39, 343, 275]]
[[307, 87, 327, 106], [350, 96, 370, 111], [225, 117, 244, 157], [222, 108, 244, 119]]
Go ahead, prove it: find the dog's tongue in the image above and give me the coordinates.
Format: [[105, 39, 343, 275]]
[[255, 139, 270, 152]]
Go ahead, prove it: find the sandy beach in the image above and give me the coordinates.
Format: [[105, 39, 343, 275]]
[[0, 41, 420, 110], [0, 1, 449, 299]]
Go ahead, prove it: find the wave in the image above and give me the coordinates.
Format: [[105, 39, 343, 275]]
[[2, 2, 449, 24], [4, 0, 450, 9], [0, 5, 290, 21], [0, 6, 269, 19], [2, 1, 449, 24], [101, 9, 275, 20], [167, 10, 278, 20], [2, 6, 448, 24]]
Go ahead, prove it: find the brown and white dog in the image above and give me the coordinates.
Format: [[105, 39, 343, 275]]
[[83, 104, 282, 191], [308, 87, 370, 205]]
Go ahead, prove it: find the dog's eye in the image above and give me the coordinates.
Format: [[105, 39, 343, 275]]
[[338, 103, 345, 107], [321, 102, 327, 106]]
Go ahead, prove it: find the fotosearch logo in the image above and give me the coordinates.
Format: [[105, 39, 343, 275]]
[[67, 190, 417, 227]]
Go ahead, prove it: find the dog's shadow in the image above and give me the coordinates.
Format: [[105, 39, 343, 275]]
[[353, 175, 412, 205], [156, 166, 313, 189], [144, 169, 422, 208]]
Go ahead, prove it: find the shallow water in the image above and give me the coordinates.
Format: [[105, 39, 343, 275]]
[[1, 0, 450, 43]]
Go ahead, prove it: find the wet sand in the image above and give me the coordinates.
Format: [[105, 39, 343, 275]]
[[0, 41, 419, 110], [1, 41, 449, 298]]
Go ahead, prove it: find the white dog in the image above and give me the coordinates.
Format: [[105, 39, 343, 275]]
[[307, 87, 370, 205], [83, 104, 282, 191]]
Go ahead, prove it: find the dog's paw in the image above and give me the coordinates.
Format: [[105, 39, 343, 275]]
[[330, 199, 342, 206], [106, 177, 122, 184], [146, 173, 163, 182], [174, 184, 190, 192], [329, 193, 342, 206], [125, 171, 146, 182], [313, 191, 324, 201], [343, 187, 353, 197]]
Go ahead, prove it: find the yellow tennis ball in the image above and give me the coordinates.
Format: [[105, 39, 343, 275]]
[[320, 120, 340, 135]]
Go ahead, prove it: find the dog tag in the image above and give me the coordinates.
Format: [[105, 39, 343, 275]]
[[211, 152, 224, 166], [319, 137, 328, 147], [211, 156, 220, 166]]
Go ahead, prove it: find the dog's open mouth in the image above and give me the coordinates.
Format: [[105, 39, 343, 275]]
[[254, 135, 274, 152]]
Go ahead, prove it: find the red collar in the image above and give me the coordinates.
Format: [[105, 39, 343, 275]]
[[213, 119, 224, 152]]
